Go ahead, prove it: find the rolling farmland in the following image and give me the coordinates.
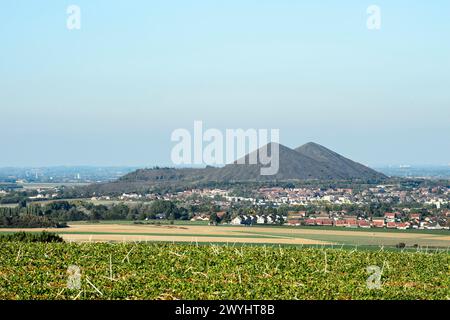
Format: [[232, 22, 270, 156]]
[[0, 223, 448, 300], [0, 223, 449, 249]]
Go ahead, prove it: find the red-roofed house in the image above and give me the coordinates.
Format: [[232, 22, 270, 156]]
[[386, 221, 397, 229], [334, 220, 347, 227], [286, 218, 301, 226], [287, 211, 306, 226], [358, 220, 371, 228], [396, 222, 409, 230], [384, 212, 396, 222], [318, 218, 333, 226], [346, 219, 358, 228], [372, 219, 385, 228]]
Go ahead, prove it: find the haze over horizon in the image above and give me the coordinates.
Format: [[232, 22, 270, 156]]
[[0, 140, 449, 169], [1, 0, 449, 167]]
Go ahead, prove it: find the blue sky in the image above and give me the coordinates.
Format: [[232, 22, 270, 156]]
[[1, 1, 449, 167]]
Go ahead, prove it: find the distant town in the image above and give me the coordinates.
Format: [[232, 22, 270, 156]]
[[1, 179, 449, 230], [1, 164, 450, 185], [0, 166, 139, 184], [114, 185, 450, 230]]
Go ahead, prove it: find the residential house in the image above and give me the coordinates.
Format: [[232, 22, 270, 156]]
[[372, 218, 385, 228], [344, 216, 358, 228], [286, 211, 306, 226], [386, 221, 397, 229], [316, 218, 333, 226], [346, 219, 358, 228], [231, 216, 243, 225], [256, 215, 266, 224], [384, 212, 396, 222], [358, 220, 371, 228], [396, 222, 409, 230], [190, 214, 210, 222], [334, 220, 348, 227]]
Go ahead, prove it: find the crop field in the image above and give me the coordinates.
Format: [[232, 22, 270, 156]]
[[0, 242, 448, 300], [1, 223, 449, 248]]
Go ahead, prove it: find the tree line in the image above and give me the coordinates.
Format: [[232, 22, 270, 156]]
[[0, 199, 205, 228]]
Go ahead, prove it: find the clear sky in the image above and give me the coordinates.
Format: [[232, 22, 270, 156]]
[[1, 0, 449, 167]]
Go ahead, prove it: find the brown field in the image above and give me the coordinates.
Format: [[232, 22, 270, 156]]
[[429, 235, 450, 241], [61, 233, 330, 245], [1, 223, 450, 247]]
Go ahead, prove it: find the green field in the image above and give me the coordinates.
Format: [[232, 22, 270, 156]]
[[0, 242, 448, 300], [253, 224, 450, 235], [231, 230, 450, 248]]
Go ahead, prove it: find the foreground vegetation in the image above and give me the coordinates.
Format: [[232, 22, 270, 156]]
[[0, 231, 64, 243], [0, 242, 448, 299]]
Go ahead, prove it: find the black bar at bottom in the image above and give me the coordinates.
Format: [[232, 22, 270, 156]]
[[1, 300, 447, 319]]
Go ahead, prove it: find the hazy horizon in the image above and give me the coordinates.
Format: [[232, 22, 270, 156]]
[[1, 1, 449, 167]]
